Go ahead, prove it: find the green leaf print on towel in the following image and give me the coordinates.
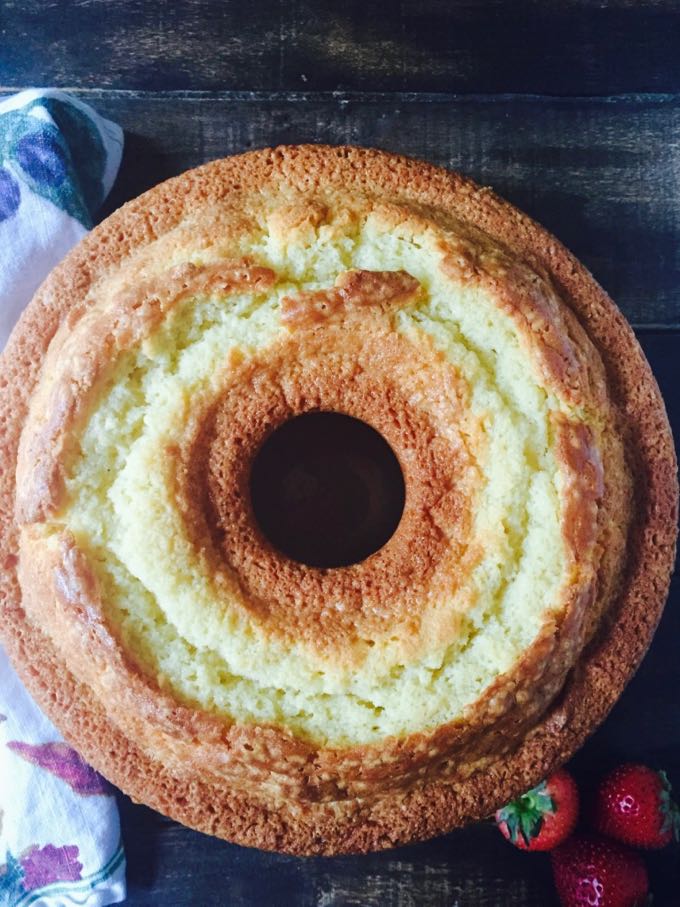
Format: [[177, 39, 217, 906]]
[[0, 97, 107, 227]]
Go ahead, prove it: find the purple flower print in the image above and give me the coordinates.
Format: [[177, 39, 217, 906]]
[[7, 741, 111, 795], [0, 167, 20, 223], [0, 713, 6, 722], [0, 844, 82, 900], [20, 844, 82, 888], [14, 130, 68, 187]]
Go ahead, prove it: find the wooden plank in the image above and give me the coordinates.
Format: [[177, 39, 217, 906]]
[[1, 0, 680, 96], [80, 91, 680, 329], [116, 798, 559, 907], [118, 332, 680, 905]]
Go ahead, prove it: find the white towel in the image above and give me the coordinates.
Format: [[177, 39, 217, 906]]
[[0, 88, 126, 907]]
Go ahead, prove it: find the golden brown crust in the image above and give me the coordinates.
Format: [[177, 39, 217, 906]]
[[15, 261, 275, 524], [553, 416, 605, 558], [194, 311, 474, 660], [0, 145, 677, 854], [280, 269, 422, 327]]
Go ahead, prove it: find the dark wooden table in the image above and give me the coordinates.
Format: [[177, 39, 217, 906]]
[[2, 2, 679, 904]]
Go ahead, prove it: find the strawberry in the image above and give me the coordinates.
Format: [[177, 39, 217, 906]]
[[592, 763, 680, 849], [495, 768, 579, 851], [551, 833, 649, 907]]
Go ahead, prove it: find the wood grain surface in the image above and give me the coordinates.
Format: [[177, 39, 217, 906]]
[[2, 1, 679, 903], [2, 0, 680, 95]]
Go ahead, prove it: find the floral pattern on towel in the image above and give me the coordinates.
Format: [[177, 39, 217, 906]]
[[0, 845, 82, 905], [7, 742, 111, 797], [0, 96, 107, 227]]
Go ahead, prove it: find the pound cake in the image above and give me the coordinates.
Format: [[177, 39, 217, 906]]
[[0, 145, 676, 854]]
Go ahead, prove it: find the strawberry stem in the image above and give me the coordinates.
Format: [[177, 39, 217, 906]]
[[496, 780, 555, 846]]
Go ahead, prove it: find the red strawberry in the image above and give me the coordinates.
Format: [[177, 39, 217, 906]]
[[495, 768, 579, 851], [592, 763, 680, 849], [551, 833, 649, 907]]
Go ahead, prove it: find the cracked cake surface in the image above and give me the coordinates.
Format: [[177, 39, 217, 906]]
[[0, 145, 676, 854]]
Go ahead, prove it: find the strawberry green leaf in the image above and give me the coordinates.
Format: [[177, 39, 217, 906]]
[[497, 779, 555, 845], [658, 770, 680, 842]]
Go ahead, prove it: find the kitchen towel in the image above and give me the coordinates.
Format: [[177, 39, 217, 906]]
[[0, 88, 126, 907]]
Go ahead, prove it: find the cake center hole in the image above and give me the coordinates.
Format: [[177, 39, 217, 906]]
[[250, 412, 405, 568]]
